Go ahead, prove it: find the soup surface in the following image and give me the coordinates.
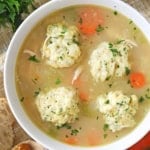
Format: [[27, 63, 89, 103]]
[[16, 5, 150, 147]]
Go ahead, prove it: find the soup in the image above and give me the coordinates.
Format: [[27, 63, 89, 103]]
[[15, 5, 150, 147]]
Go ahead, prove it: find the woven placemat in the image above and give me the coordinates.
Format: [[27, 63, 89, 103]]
[[0, 0, 150, 149]]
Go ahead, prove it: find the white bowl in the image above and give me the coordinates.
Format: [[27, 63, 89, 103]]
[[4, 0, 150, 150]]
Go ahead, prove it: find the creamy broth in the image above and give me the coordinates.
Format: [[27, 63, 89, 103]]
[[16, 5, 150, 146]]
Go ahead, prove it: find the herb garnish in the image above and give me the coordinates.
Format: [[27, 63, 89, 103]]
[[104, 134, 108, 139], [127, 80, 130, 84], [34, 88, 41, 97], [139, 88, 150, 103], [20, 97, 24, 102], [28, 55, 40, 63], [139, 96, 145, 103], [71, 129, 79, 136], [110, 48, 119, 57], [129, 20, 133, 24], [115, 40, 124, 44], [105, 100, 110, 104], [103, 124, 109, 131], [73, 38, 80, 45], [113, 11, 118, 15], [0, 0, 35, 31], [108, 43, 120, 56], [96, 25, 104, 32], [109, 43, 113, 48], [61, 25, 67, 34], [108, 84, 112, 88], [56, 123, 72, 130], [106, 76, 111, 81], [79, 17, 83, 24], [125, 67, 130, 75], [96, 116, 99, 120], [65, 134, 69, 138], [55, 78, 61, 85], [145, 94, 150, 99]]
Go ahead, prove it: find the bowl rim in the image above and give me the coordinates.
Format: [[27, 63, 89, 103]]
[[4, 0, 150, 150]]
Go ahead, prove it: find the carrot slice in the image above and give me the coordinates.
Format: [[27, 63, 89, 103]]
[[129, 72, 145, 88], [87, 130, 101, 146], [79, 91, 89, 101], [78, 7, 104, 35], [64, 137, 78, 145], [72, 75, 89, 101]]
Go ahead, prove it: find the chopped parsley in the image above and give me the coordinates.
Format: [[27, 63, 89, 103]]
[[79, 17, 83, 24], [56, 124, 81, 136], [96, 116, 99, 120], [65, 134, 69, 138], [115, 40, 124, 44], [73, 38, 80, 45], [103, 124, 109, 131], [62, 15, 66, 19], [113, 11, 118, 15], [129, 20, 133, 24], [75, 117, 79, 121], [127, 80, 130, 84], [104, 134, 108, 139], [96, 25, 104, 32], [125, 67, 130, 75], [110, 48, 119, 57], [28, 55, 40, 63], [108, 84, 112, 88], [56, 123, 72, 130], [61, 25, 67, 34], [0, 0, 34, 31], [55, 78, 61, 85], [109, 43, 113, 48], [145, 94, 150, 99], [59, 56, 64, 60], [106, 76, 111, 81], [34, 88, 41, 97], [105, 100, 110, 104], [138, 96, 145, 103], [71, 129, 79, 136], [64, 124, 72, 129], [20, 97, 24, 102]]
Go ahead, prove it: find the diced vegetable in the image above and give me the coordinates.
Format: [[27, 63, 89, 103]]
[[28, 55, 40, 63], [64, 136, 78, 145], [87, 130, 101, 145], [79, 91, 89, 101], [129, 72, 145, 88], [72, 77, 89, 101], [78, 7, 104, 35]]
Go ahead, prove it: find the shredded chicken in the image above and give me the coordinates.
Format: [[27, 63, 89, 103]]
[[23, 49, 36, 56], [72, 66, 83, 85]]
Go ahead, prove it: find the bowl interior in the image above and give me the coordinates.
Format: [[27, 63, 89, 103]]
[[4, 0, 150, 150]]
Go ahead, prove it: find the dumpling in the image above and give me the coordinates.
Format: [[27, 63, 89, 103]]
[[35, 87, 79, 127], [96, 91, 138, 132], [41, 23, 81, 68], [88, 40, 136, 82]]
